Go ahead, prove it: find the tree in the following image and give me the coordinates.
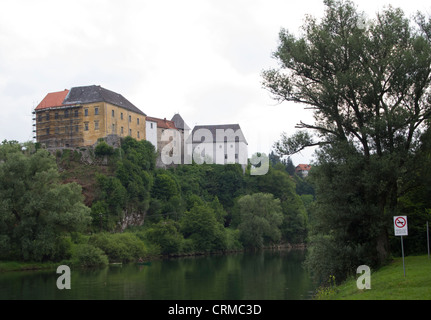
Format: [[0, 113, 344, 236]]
[[0, 146, 91, 261], [145, 220, 183, 255], [262, 0, 431, 280], [236, 193, 283, 249], [248, 167, 308, 244], [180, 202, 227, 252]]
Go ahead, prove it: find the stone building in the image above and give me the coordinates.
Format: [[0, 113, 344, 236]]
[[34, 85, 146, 148], [188, 124, 248, 168]]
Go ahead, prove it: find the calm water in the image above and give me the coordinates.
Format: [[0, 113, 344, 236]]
[[0, 249, 317, 300]]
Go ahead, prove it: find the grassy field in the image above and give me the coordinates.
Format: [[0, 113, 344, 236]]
[[319, 254, 431, 300]]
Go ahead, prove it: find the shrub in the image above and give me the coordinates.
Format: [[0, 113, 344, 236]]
[[145, 220, 183, 255], [72, 244, 108, 267], [95, 141, 114, 156], [89, 232, 147, 262]]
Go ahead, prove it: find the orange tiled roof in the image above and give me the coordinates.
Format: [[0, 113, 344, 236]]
[[146, 116, 177, 130], [35, 89, 69, 111], [296, 164, 311, 171]]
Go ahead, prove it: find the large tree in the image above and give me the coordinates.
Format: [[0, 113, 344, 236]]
[[262, 0, 431, 280], [0, 142, 91, 261]]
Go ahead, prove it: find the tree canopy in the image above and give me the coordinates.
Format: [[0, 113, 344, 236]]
[[263, 0, 431, 281], [0, 142, 91, 261]]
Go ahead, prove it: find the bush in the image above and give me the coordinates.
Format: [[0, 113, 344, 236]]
[[95, 141, 114, 156], [145, 220, 183, 255], [72, 244, 108, 267], [89, 232, 147, 262]]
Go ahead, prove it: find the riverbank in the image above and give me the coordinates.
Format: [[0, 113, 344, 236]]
[[317, 254, 431, 300], [0, 261, 58, 272], [0, 244, 306, 272]]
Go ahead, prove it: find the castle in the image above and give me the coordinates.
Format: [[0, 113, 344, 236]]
[[33, 85, 248, 166]]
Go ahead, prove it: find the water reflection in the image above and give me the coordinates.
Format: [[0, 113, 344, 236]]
[[0, 249, 316, 300]]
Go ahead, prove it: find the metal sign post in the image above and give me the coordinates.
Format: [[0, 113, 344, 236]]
[[394, 216, 408, 277], [427, 221, 430, 260]]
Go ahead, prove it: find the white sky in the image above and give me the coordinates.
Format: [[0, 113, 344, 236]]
[[0, 0, 430, 165]]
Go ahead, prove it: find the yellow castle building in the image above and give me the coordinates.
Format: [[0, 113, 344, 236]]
[[34, 85, 146, 148]]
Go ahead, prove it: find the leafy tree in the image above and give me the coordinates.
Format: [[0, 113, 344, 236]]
[[180, 202, 227, 252], [152, 171, 180, 201], [236, 193, 283, 249], [262, 0, 431, 281], [95, 141, 114, 156], [0, 147, 91, 261], [145, 220, 183, 255], [248, 167, 308, 243], [120, 136, 157, 171]]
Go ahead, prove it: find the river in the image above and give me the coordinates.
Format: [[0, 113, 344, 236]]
[[0, 249, 317, 300]]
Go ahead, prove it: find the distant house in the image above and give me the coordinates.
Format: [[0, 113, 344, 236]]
[[188, 124, 248, 167], [295, 164, 312, 177], [34, 85, 146, 148]]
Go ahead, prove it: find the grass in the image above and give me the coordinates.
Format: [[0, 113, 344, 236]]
[[0, 260, 58, 272], [320, 254, 431, 300]]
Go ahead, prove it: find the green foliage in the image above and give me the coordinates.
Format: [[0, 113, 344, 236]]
[[249, 167, 308, 244], [95, 141, 114, 156], [89, 232, 148, 262], [0, 146, 91, 262], [236, 193, 283, 249], [263, 0, 431, 282], [145, 220, 183, 255], [152, 171, 180, 201], [121, 136, 156, 171], [72, 244, 108, 267], [180, 202, 227, 252]]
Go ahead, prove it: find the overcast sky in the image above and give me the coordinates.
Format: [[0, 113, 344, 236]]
[[1, 0, 430, 165]]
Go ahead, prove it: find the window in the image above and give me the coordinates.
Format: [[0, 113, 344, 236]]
[[84, 109, 88, 116], [94, 121, 99, 130], [46, 128, 50, 135], [137, 131, 140, 139], [112, 124, 115, 133], [46, 113, 50, 121], [129, 115, 131, 122], [112, 110, 115, 117], [55, 112, 59, 119], [121, 126, 124, 134], [121, 113, 123, 120], [55, 127, 59, 134], [129, 129, 132, 136], [150, 123, 153, 129], [137, 118, 140, 125], [74, 110, 79, 117], [38, 114, 42, 122], [84, 122, 89, 131], [95, 107, 99, 115], [65, 110, 69, 118]]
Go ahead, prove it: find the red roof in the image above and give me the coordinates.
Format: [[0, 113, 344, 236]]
[[146, 116, 177, 130], [35, 89, 69, 111], [296, 164, 311, 171]]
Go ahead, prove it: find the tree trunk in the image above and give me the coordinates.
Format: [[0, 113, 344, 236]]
[[376, 229, 390, 265]]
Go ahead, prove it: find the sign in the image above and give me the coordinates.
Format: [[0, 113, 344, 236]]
[[394, 216, 408, 236]]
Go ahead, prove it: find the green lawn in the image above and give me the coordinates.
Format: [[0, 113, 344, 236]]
[[321, 254, 431, 300]]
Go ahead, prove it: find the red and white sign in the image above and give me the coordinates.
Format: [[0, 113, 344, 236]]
[[394, 216, 408, 236]]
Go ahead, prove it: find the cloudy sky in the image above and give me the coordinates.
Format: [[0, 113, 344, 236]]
[[1, 0, 430, 165]]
